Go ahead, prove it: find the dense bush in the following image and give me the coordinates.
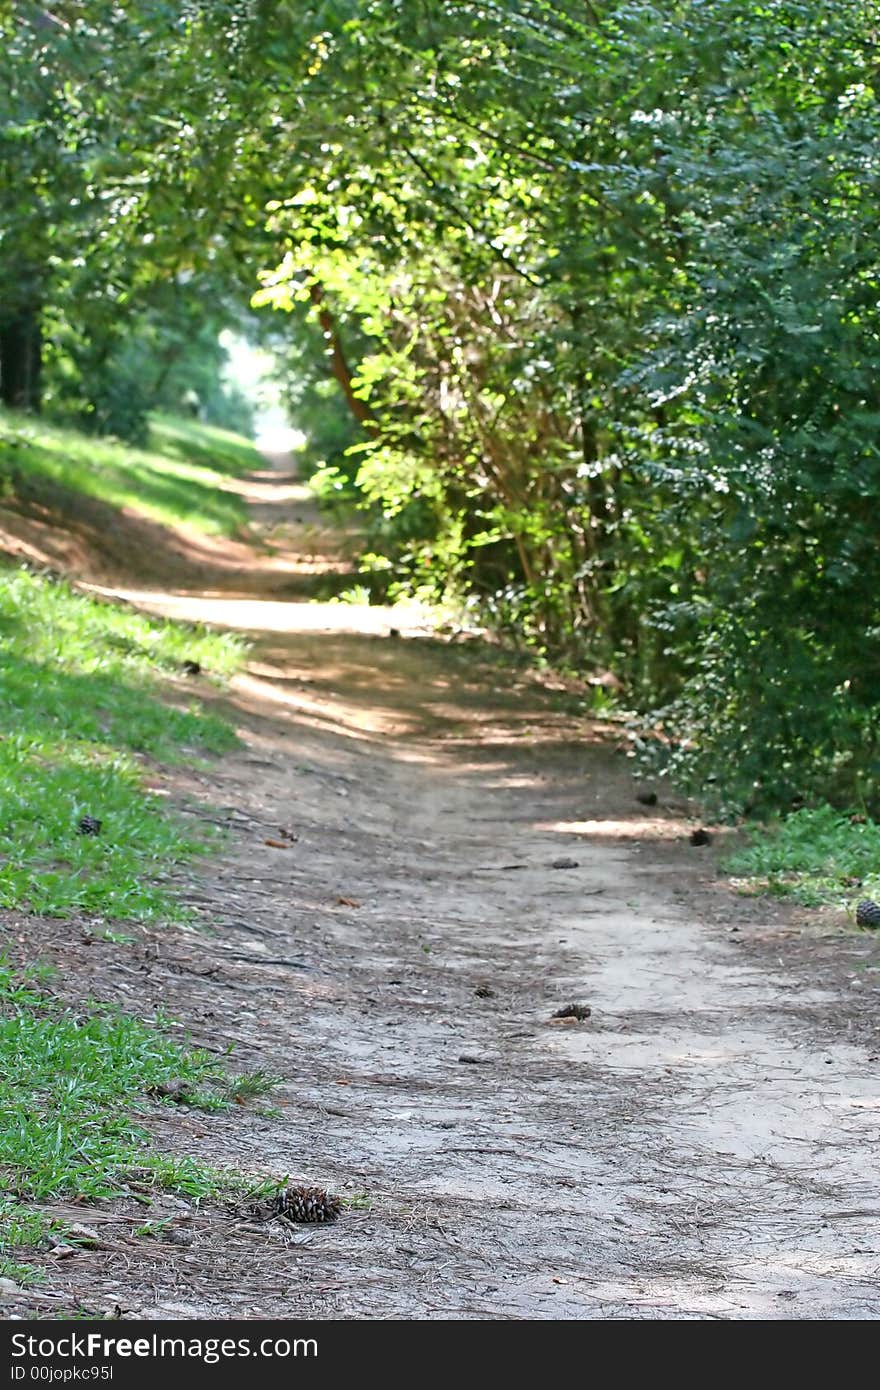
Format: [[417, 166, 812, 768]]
[[252, 0, 880, 811]]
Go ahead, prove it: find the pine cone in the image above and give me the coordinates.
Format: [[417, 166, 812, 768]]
[[77, 815, 102, 836], [855, 899, 880, 929], [552, 1003, 591, 1021], [259, 1185, 341, 1224]]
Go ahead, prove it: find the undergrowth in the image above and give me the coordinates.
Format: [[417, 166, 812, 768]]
[[725, 805, 880, 911]]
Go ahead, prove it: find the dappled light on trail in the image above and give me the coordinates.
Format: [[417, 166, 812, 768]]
[[87, 586, 431, 638], [536, 816, 693, 842]]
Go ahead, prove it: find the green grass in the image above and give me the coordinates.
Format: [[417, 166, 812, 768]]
[[0, 958, 276, 1281], [0, 410, 261, 537], [0, 564, 246, 920], [0, 961, 228, 1201], [0, 424, 283, 1288], [148, 414, 262, 478], [725, 805, 880, 910]]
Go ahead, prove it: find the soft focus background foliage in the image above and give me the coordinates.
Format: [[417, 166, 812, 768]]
[[3, 1, 878, 813]]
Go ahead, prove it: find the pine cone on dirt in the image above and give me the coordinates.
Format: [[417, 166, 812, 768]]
[[855, 899, 880, 929], [254, 1185, 341, 1225], [552, 1003, 591, 1021]]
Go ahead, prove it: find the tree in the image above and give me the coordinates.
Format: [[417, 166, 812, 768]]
[[0, 1, 276, 420], [4, 0, 878, 809], [250, 0, 880, 807]]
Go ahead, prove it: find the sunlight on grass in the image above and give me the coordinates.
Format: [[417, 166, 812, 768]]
[[0, 423, 276, 1289], [0, 565, 246, 920], [149, 413, 262, 477], [0, 409, 262, 537]]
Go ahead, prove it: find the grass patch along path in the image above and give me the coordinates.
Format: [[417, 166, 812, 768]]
[[0, 552, 255, 1285], [0, 960, 242, 1286], [0, 410, 260, 539], [726, 804, 880, 911], [0, 565, 245, 921]]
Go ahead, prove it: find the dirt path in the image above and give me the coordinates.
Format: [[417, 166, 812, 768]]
[[9, 449, 880, 1321]]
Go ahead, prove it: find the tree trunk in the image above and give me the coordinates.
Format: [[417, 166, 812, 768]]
[[308, 281, 375, 433], [0, 301, 43, 412]]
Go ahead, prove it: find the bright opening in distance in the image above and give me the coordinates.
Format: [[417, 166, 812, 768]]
[[220, 329, 306, 454]]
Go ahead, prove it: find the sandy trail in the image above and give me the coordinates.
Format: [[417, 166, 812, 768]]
[[10, 449, 880, 1320]]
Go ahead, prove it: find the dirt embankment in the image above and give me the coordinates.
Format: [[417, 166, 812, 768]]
[[2, 453, 879, 1321]]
